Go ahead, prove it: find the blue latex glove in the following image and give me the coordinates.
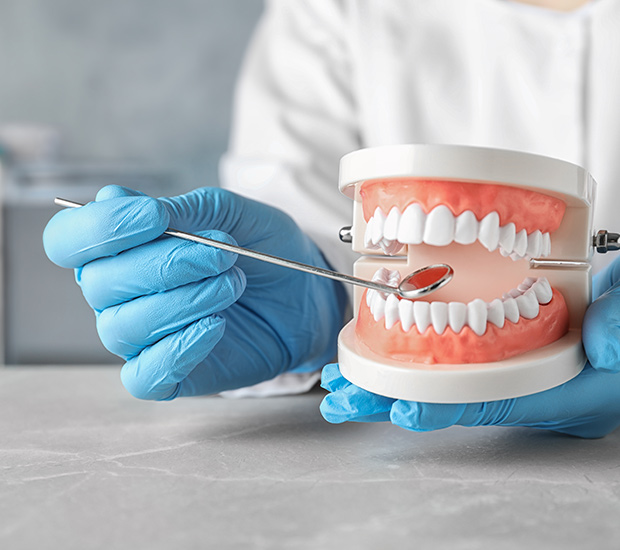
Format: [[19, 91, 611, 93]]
[[44, 185, 347, 400], [320, 258, 620, 438]]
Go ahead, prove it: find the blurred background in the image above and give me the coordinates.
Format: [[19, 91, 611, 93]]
[[0, 0, 264, 364]]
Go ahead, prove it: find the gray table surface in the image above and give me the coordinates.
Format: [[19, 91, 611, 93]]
[[1, 367, 619, 550]]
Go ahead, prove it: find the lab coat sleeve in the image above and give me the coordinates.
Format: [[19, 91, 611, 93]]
[[218, 0, 359, 397], [220, 0, 360, 276]]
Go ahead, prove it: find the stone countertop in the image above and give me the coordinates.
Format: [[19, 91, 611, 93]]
[[1, 367, 619, 550]]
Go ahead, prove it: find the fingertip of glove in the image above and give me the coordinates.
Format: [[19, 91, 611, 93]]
[[320, 363, 349, 392], [96, 185, 147, 201], [319, 393, 349, 424], [390, 401, 467, 432]]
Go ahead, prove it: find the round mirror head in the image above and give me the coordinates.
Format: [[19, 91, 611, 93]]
[[398, 263, 454, 299]]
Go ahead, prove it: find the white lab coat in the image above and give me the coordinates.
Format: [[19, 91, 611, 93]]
[[219, 0, 620, 395]]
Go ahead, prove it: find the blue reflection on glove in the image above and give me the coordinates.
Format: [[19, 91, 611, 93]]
[[320, 258, 620, 438], [44, 185, 347, 400]]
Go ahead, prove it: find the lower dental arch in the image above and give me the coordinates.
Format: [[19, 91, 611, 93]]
[[366, 267, 553, 337]]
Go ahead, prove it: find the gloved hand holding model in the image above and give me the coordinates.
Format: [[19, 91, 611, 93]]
[[320, 257, 620, 438], [44, 185, 347, 400]]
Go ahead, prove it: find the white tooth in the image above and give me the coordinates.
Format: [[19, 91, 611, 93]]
[[384, 294, 400, 329], [371, 207, 386, 245], [516, 289, 539, 319], [364, 218, 374, 249], [498, 223, 516, 254], [373, 293, 386, 321], [487, 298, 505, 328], [454, 210, 478, 245], [518, 277, 536, 292], [414, 301, 431, 334], [532, 277, 553, 304], [398, 299, 415, 332], [478, 212, 500, 252], [398, 203, 425, 244], [526, 230, 543, 258], [500, 248, 511, 257], [467, 298, 487, 336], [508, 288, 522, 299], [430, 302, 449, 335], [387, 269, 401, 287], [383, 207, 401, 241], [448, 302, 467, 333], [423, 205, 455, 246], [368, 290, 379, 316], [372, 267, 391, 284], [379, 239, 402, 255], [366, 288, 374, 308], [503, 297, 520, 323], [542, 232, 551, 257], [509, 252, 522, 261], [514, 229, 528, 257]]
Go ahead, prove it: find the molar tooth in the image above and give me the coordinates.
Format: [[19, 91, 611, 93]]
[[372, 267, 391, 284], [430, 302, 449, 335], [508, 288, 522, 299], [448, 302, 467, 333], [542, 232, 551, 257], [526, 230, 543, 258], [487, 299, 505, 328], [371, 207, 386, 245], [383, 207, 401, 241], [532, 277, 553, 304], [478, 212, 500, 252], [413, 301, 431, 334], [384, 293, 400, 329], [398, 299, 415, 332], [518, 277, 536, 292], [467, 298, 487, 336], [398, 203, 425, 244], [423, 205, 455, 246], [379, 239, 402, 255], [454, 210, 478, 245], [514, 229, 528, 257], [498, 223, 516, 254], [502, 297, 520, 323], [516, 289, 539, 319]]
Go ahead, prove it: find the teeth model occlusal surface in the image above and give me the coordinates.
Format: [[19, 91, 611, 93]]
[[367, 267, 553, 336], [364, 205, 552, 260]]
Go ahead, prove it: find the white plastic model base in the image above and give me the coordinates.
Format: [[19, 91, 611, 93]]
[[339, 321, 585, 403], [337, 144, 596, 404]]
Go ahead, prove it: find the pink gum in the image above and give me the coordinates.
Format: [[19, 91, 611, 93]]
[[356, 289, 570, 365], [360, 179, 566, 235]]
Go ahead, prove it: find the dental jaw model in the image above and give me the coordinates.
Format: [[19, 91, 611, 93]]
[[337, 145, 595, 403]]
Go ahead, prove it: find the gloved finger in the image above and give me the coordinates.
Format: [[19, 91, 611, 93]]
[[43, 194, 169, 268], [95, 184, 147, 201], [320, 363, 352, 392], [159, 187, 298, 249], [77, 230, 239, 311], [320, 383, 395, 424], [592, 256, 620, 299], [97, 266, 246, 359], [582, 288, 620, 373], [120, 315, 226, 401], [391, 365, 620, 438]]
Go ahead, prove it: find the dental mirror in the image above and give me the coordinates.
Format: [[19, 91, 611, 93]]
[[54, 197, 454, 300]]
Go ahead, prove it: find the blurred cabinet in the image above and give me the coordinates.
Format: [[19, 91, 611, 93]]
[[2, 163, 175, 364]]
